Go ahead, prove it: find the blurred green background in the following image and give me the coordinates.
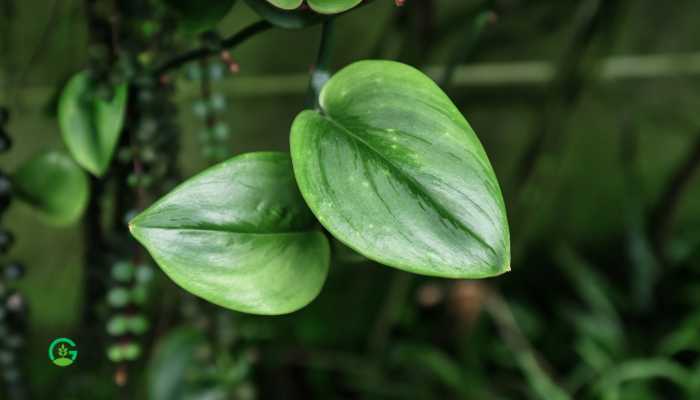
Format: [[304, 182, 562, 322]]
[[2, 0, 700, 399]]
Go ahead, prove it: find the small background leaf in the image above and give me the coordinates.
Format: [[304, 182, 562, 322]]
[[12, 150, 89, 226], [58, 71, 127, 176]]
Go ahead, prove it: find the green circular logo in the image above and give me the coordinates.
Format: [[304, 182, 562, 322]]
[[49, 338, 78, 367]]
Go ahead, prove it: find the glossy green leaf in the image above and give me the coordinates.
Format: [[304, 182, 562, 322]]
[[290, 60, 510, 279], [265, 0, 301, 10], [164, 0, 237, 35], [260, 0, 361, 14], [306, 0, 362, 14], [244, 0, 322, 29], [12, 150, 89, 226], [129, 152, 330, 315], [58, 71, 127, 176]]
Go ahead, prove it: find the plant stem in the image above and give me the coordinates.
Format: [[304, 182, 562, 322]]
[[153, 20, 272, 77], [619, 122, 659, 310], [649, 133, 700, 254], [507, 0, 625, 264], [13, 0, 60, 104], [368, 272, 413, 356], [511, 0, 618, 196], [81, 0, 114, 326], [306, 19, 335, 108], [439, 9, 494, 89]]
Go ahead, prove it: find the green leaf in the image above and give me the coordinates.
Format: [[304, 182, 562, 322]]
[[12, 150, 89, 226], [149, 328, 207, 400], [129, 152, 330, 315], [290, 60, 510, 279], [244, 0, 323, 29], [257, 0, 361, 15], [164, 0, 237, 35], [265, 0, 301, 10], [58, 71, 127, 176], [306, 0, 362, 14]]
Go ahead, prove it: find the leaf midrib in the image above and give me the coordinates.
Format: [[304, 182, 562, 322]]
[[130, 222, 317, 237], [320, 113, 496, 256]]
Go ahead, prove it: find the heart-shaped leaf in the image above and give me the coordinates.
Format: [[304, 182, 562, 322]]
[[58, 71, 127, 176], [164, 0, 237, 35], [290, 60, 510, 279], [12, 150, 89, 226], [129, 152, 330, 315], [261, 0, 361, 14], [244, 0, 323, 28]]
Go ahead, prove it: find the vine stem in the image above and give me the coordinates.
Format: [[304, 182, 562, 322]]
[[306, 19, 335, 108], [153, 20, 272, 77], [81, 0, 113, 326], [367, 272, 412, 356], [649, 133, 700, 253], [439, 9, 496, 89], [510, 0, 617, 197]]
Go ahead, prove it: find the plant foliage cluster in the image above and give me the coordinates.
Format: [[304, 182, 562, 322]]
[[1, 0, 700, 399]]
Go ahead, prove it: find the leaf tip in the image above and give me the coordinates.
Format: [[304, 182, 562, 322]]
[[127, 218, 139, 239]]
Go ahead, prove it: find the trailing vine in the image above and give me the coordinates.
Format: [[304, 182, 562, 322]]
[[186, 53, 235, 163], [103, 1, 181, 389], [0, 106, 29, 400]]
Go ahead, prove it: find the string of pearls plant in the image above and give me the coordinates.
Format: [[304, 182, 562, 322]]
[[0, 107, 29, 400]]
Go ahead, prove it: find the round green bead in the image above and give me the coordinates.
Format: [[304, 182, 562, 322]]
[[192, 100, 208, 117], [131, 286, 148, 305], [111, 261, 134, 283], [210, 94, 226, 110], [135, 265, 154, 284], [129, 315, 150, 335], [107, 345, 124, 362], [212, 123, 230, 140], [106, 315, 128, 336], [107, 287, 130, 308], [122, 343, 142, 361], [127, 173, 140, 188]]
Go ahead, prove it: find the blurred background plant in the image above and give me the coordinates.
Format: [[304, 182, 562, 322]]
[[1, 0, 700, 399]]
